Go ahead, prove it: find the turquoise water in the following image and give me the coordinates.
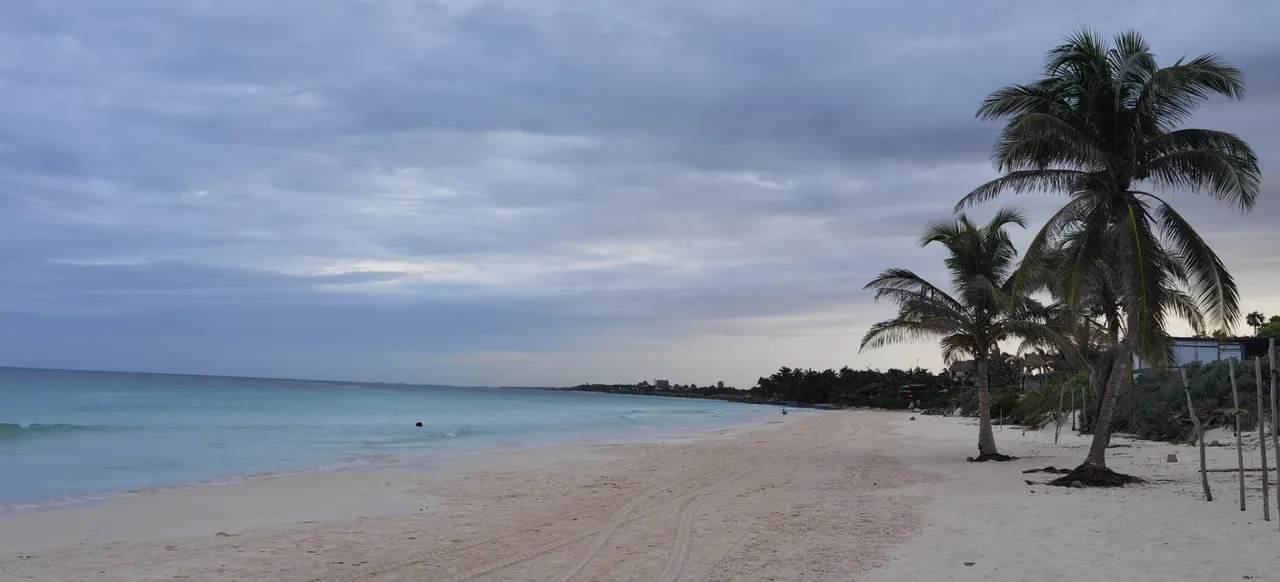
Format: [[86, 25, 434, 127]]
[[0, 368, 783, 508]]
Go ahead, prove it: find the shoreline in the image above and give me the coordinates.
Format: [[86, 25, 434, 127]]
[[0, 409, 805, 548], [555, 384, 839, 410], [4, 411, 1277, 581], [2, 397, 794, 516]]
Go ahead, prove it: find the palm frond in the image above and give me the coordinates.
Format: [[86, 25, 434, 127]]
[[993, 112, 1104, 171], [938, 333, 977, 364], [860, 317, 964, 351], [1142, 128, 1256, 161], [985, 206, 1030, 232], [1152, 200, 1240, 330], [1137, 53, 1246, 128], [1109, 30, 1157, 108], [1115, 204, 1175, 363], [1009, 194, 1098, 294], [954, 170, 1092, 211], [1165, 288, 1208, 336], [864, 268, 964, 308], [1143, 148, 1261, 212], [976, 81, 1067, 121]]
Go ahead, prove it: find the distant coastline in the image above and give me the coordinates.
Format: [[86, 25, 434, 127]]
[[556, 383, 838, 410]]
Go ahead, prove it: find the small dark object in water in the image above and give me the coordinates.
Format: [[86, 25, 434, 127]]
[[909, 416, 915, 420], [781, 409, 788, 415], [415, 422, 423, 427]]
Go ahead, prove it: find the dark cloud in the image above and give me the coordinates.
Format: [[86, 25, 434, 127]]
[[0, 0, 1277, 387]]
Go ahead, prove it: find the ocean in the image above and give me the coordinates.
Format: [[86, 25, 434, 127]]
[[0, 368, 786, 509]]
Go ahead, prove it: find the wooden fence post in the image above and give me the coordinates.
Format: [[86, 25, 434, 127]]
[[1183, 367, 1211, 502], [1230, 358, 1245, 511], [1071, 381, 1077, 431], [1271, 338, 1279, 530], [1257, 356, 1270, 521]]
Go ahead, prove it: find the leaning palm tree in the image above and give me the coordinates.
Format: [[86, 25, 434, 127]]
[[958, 29, 1260, 484], [861, 207, 1059, 461], [1018, 227, 1209, 432]]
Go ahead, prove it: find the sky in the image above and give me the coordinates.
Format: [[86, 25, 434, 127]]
[[1, 1, 1278, 389]]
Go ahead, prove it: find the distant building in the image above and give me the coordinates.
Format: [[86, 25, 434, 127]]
[[1132, 336, 1271, 370], [655, 379, 670, 389], [947, 360, 976, 379], [717, 381, 724, 389]]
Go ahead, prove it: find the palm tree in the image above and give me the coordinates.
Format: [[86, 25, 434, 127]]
[[1247, 311, 1266, 335], [861, 207, 1059, 461], [1018, 227, 1209, 433], [958, 30, 1260, 484]]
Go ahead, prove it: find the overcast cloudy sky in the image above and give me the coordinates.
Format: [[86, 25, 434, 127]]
[[1, 1, 1277, 388]]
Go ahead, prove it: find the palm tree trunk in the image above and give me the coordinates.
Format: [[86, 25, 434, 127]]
[[976, 357, 999, 456], [1085, 348, 1115, 433], [1084, 338, 1133, 466], [1085, 309, 1122, 434]]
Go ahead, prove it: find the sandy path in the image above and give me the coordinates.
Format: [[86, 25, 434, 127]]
[[0, 412, 927, 581]]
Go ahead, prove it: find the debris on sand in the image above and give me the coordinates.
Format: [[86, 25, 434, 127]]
[[1049, 463, 1144, 488]]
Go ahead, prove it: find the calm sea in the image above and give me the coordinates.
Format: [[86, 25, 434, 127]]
[[0, 368, 785, 509]]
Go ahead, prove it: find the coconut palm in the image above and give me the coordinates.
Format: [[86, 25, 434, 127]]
[[958, 29, 1260, 483], [1247, 311, 1266, 335], [861, 207, 1060, 460], [1017, 227, 1209, 432]]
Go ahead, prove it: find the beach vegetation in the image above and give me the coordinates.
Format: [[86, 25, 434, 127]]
[[859, 208, 1061, 461], [954, 29, 1259, 485]]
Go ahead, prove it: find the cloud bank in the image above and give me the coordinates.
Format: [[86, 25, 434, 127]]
[[1, 1, 1277, 387]]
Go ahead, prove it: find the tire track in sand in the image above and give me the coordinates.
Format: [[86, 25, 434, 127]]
[[437, 452, 787, 582], [324, 448, 777, 582], [443, 417, 865, 582], [657, 494, 703, 582], [544, 476, 679, 582], [547, 416, 863, 582], [335, 416, 865, 582], [691, 415, 864, 582]]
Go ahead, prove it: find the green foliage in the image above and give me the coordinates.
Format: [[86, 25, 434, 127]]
[[859, 210, 1059, 365], [751, 366, 946, 407], [1006, 373, 1089, 429], [990, 392, 1022, 420], [1246, 310, 1266, 334], [1257, 315, 1280, 339], [962, 29, 1258, 368], [918, 392, 959, 412], [1124, 360, 1264, 443]]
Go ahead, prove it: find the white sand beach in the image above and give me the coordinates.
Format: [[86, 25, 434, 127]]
[[2, 411, 1277, 581]]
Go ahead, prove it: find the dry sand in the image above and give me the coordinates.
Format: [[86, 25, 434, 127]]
[[2, 410, 1277, 581]]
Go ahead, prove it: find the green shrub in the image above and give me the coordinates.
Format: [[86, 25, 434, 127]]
[[918, 392, 957, 411], [1123, 360, 1263, 443], [990, 392, 1022, 421], [1006, 374, 1088, 428]]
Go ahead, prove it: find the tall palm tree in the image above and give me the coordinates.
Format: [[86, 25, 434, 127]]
[[861, 207, 1059, 460], [958, 30, 1260, 483]]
